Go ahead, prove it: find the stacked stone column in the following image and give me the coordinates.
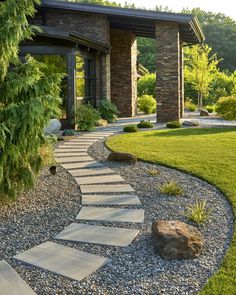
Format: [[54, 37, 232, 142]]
[[156, 22, 184, 122], [110, 29, 137, 117]]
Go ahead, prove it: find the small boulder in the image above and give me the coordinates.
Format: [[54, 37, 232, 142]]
[[107, 152, 137, 164], [152, 220, 204, 260], [200, 109, 209, 116], [45, 119, 61, 135], [182, 120, 199, 126]]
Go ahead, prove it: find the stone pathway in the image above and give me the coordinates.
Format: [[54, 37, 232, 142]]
[[1, 122, 145, 292]]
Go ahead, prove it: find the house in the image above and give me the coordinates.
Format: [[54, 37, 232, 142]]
[[20, 0, 204, 127]]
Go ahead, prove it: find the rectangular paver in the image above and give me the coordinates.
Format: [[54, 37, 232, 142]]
[[68, 167, 114, 177], [54, 152, 88, 157], [55, 223, 139, 247], [76, 207, 144, 223], [55, 148, 88, 152], [55, 156, 93, 163], [75, 175, 125, 185], [14, 242, 109, 282], [82, 194, 142, 205], [62, 142, 92, 146], [0, 260, 35, 295], [80, 184, 134, 194], [61, 161, 104, 170], [68, 139, 98, 142]]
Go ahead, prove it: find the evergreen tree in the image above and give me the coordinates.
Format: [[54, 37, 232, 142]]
[[0, 0, 63, 199]]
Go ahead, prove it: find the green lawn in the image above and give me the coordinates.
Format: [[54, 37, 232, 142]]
[[106, 127, 236, 295]]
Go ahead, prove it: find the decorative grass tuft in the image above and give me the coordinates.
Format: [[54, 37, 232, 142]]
[[185, 199, 211, 226], [158, 180, 183, 196], [147, 168, 161, 176]]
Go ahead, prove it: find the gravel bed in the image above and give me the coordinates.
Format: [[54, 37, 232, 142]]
[[0, 137, 234, 295]]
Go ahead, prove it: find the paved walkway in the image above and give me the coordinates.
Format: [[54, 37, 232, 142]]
[[1, 117, 148, 293]]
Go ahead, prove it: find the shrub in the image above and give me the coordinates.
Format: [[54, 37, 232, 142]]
[[158, 181, 183, 196], [123, 125, 138, 133], [205, 105, 215, 113], [39, 136, 56, 166], [138, 95, 156, 114], [185, 199, 211, 225], [75, 104, 100, 131], [62, 129, 76, 136], [147, 168, 160, 176], [215, 96, 236, 120], [166, 121, 182, 128], [137, 73, 156, 97], [185, 100, 197, 112], [137, 120, 154, 129], [98, 99, 118, 123], [96, 118, 108, 127]]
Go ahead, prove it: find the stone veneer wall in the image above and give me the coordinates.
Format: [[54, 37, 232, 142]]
[[44, 10, 109, 44], [156, 22, 183, 122], [110, 29, 137, 117]]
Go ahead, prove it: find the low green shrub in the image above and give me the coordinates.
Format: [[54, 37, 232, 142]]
[[205, 105, 215, 113], [137, 120, 154, 129], [98, 99, 118, 123], [75, 104, 100, 131], [147, 168, 161, 176], [62, 129, 76, 136], [216, 96, 236, 120], [138, 95, 156, 114], [185, 199, 211, 225], [166, 121, 182, 128], [185, 100, 197, 112], [158, 180, 183, 196], [123, 125, 138, 133]]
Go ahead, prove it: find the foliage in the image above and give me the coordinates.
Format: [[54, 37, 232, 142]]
[[70, 0, 135, 8], [184, 44, 220, 109], [185, 199, 211, 225], [106, 127, 236, 295], [137, 38, 156, 73], [98, 99, 118, 123], [138, 95, 156, 114], [205, 105, 215, 113], [185, 99, 197, 112], [75, 104, 100, 131], [158, 180, 183, 196], [95, 118, 108, 127], [137, 120, 154, 129], [38, 136, 56, 166], [216, 96, 236, 120], [147, 168, 161, 176], [137, 73, 156, 97], [166, 121, 182, 129], [62, 129, 76, 136], [123, 125, 138, 133]]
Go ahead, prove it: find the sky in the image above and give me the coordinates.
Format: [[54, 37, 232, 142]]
[[117, 0, 236, 20]]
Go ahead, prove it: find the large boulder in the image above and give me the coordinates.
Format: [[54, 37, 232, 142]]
[[182, 120, 199, 127], [107, 152, 137, 164], [200, 109, 209, 116], [152, 220, 204, 260], [45, 119, 61, 135]]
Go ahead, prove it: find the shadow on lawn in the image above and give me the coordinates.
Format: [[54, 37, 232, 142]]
[[144, 127, 236, 138]]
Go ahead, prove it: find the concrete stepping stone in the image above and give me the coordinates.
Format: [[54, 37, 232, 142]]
[[80, 184, 134, 194], [68, 167, 115, 177], [55, 156, 93, 163], [55, 148, 88, 152], [68, 139, 98, 142], [62, 142, 92, 146], [14, 242, 109, 282], [55, 223, 140, 247], [54, 152, 88, 157], [61, 161, 104, 170], [76, 207, 144, 223], [82, 194, 142, 205], [75, 175, 125, 185], [0, 260, 35, 295]]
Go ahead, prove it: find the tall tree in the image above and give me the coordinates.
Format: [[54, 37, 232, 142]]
[[0, 0, 63, 199], [184, 44, 220, 109]]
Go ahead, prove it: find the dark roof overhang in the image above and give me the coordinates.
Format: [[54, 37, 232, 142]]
[[40, 0, 205, 43], [35, 26, 110, 53]]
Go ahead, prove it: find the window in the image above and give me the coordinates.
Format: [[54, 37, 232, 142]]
[[76, 54, 96, 108]]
